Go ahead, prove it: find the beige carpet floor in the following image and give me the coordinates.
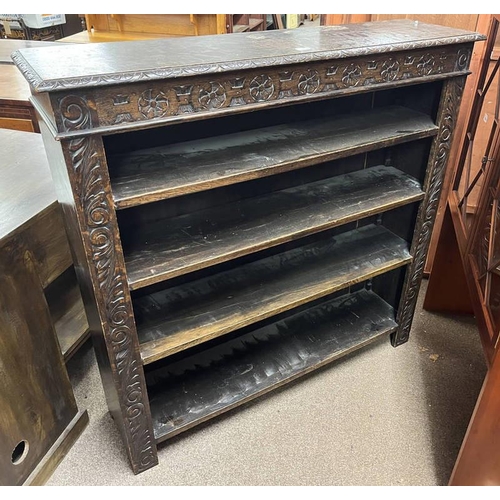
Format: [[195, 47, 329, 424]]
[[48, 281, 487, 486]]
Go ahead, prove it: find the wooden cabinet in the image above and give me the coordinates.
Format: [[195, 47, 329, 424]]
[[14, 20, 483, 474], [0, 129, 90, 361], [0, 129, 88, 485]]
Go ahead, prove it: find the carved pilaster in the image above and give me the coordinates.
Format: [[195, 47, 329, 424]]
[[58, 95, 158, 473], [393, 76, 466, 346]]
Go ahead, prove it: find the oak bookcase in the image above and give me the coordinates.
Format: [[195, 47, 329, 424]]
[[13, 20, 483, 474]]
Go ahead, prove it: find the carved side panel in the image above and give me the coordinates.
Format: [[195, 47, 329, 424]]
[[93, 44, 472, 131], [58, 95, 158, 473], [393, 76, 466, 346]]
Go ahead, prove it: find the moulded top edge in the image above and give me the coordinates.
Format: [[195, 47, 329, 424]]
[[11, 20, 485, 94]]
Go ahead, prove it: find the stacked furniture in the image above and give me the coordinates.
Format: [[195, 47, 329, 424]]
[[13, 20, 483, 473]]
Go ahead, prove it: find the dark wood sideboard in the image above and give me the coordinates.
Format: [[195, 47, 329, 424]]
[[0, 129, 88, 485], [13, 20, 484, 474]]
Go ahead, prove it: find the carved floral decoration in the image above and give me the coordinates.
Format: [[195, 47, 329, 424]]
[[381, 58, 400, 82], [198, 82, 227, 109], [417, 54, 435, 75], [249, 75, 275, 101], [297, 70, 320, 94], [138, 89, 169, 118], [342, 64, 362, 87]]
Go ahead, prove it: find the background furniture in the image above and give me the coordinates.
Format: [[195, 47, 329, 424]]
[[60, 14, 268, 43], [0, 128, 90, 361], [14, 20, 482, 474], [425, 15, 500, 363], [0, 40, 74, 132], [0, 64, 38, 132], [425, 15, 500, 485], [0, 39, 72, 132], [226, 14, 266, 33], [0, 129, 88, 485], [0, 14, 82, 41]]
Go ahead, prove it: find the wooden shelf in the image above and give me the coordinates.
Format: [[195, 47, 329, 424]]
[[147, 288, 397, 442], [135, 224, 411, 365], [45, 267, 90, 361], [109, 106, 438, 209], [124, 165, 424, 290]]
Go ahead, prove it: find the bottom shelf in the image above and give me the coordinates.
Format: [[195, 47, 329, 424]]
[[147, 288, 398, 443]]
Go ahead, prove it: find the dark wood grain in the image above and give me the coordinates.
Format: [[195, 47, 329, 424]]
[[45, 267, 90, 361], [0, 241, 78, 486], [147, 288, 397, 442], [0, 129, 57, 240], [110, 105, 438, 208], [12, 20, 483, 93], [124, 165, 424, 290], [136, 224, 411, 364], [23, 410, 89, 486]]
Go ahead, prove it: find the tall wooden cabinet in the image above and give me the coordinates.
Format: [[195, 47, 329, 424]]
[[14, 20, 483, 474]]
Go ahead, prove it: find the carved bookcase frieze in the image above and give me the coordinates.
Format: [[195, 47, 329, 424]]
[[91, 45, 471, 131]]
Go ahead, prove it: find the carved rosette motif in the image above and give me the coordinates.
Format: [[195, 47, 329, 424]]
[[417, 53, 436, 75], [249, 75, 275, 101], [138, 89, 169, 118], [198, 81, 227, 109], [297, 70, 321, 95], [380, 58, 400, 81], [342, 64, 362, 87], [59, 95, 156, 472], [394, 77, 466, 346]]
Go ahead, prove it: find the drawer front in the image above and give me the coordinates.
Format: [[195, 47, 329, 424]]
[[0, 116, 34, 132]]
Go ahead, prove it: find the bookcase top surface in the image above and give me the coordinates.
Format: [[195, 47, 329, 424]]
[[13, 19, 484, 93]]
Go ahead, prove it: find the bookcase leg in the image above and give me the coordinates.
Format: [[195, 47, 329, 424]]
[[392, 76, 467, 347]]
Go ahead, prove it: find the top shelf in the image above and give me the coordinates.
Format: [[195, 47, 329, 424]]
[[109, 106, 438, 209]]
